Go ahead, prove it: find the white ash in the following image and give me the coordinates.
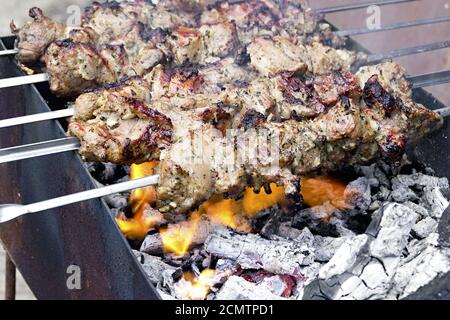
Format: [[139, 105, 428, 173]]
[[215, 276, 286, 300], [133, 250, 176, 285], [205, 229, 314, 274]]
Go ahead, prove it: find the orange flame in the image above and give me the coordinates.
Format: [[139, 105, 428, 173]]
[[242, 183, 286, 216], [160, 211, 202, 256], [178, 269, 216, 300], [116, 161, 160, 240], [300, 176, 351, 209]]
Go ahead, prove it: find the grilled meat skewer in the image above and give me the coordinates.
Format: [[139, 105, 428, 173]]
[[67, 60, 442, 214], [11, 1, 350, 96], [11, 0, 340, 65]]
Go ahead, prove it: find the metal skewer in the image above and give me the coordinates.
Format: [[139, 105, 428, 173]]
[[0, 174, 160, 224], [0, 49, 18, 56], [335, 16, 450, 37], [0, 108, 74, 129], [1, 104, 450, 165], [366, 40, 450, 64], [316, 0, 416, 14], [0, 137, 80, 164], [0, 73, 49, 89]]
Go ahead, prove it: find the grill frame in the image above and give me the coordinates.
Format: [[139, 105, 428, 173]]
[[0, 16, 449, 299], [0, 36, 160, 300]]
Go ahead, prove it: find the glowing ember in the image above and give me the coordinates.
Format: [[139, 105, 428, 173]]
[[178, 269, 216, 300], [116, 161, 160, 240], [160, 212, 201, 256], [300, 176, 350, 209]]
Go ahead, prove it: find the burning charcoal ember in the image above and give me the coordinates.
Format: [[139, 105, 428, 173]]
[[389, 234, 450, 299], [215, 276, 286, 300], [205, 229, 314, 274], [412, 217, 438, 239], [256, 274, 297, 297], [292, 203, 341, 237], [344, 177, 371, 211], [421, 187, 449, 219], [133, 250, 177, 285], [318, 234, 369, 280], [369, 203, 418, 259]]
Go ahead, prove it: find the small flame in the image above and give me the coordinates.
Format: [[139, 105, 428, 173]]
[[116, 161, 160, 240], [242, 183, 286, 216], [300, 176, 350, 209], [178, 269, 216, 300], [160, 212, 201, 256]]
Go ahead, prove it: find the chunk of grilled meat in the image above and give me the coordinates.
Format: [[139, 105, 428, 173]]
[[44, 37, 165, 97], [68, 92, 173, 164], [10, 7, 65, 64], [248, 36, 362, 76], [356, 60, 412, 98]]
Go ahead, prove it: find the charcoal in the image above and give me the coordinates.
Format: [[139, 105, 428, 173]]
[[396, 173, 449, 189], [318, 234, 368, 280], [390, 185, 418, 203], [369, 203, 418, 259], [344, 177, 371, 211], [374, 167, 391, 188], [216, 276, 286, 300], [403, 201, 429, 218], [205, 229, 314, 274], [313, 236, 347, 262], [437, 206, 450, 247], [390, 236, 450, 299], [292, 204, 341, 237], [412, 217, 438, 239], [421, 187, 449, 219], [133, 250, 177, 285], [368, 200, 381, 212], [374, 186, 391, 202], [140, 233, 163, 255], [277, 223, 302, 240]]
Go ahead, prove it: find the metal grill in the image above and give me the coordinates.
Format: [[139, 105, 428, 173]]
[[0, 0, 449, 300]]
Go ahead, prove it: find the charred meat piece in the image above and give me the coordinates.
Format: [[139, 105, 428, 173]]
[[44, 40, 117, 97], [248, 36, 308, 76], [356, 60, 412, 98], [313, 68, 362, 106], [69, 92, 173, 164], [10, 7, 65, 64]]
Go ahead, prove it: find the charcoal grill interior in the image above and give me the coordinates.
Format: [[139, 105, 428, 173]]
[[0, 0, 449, 300]]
